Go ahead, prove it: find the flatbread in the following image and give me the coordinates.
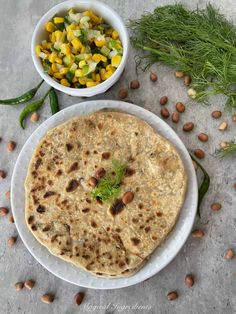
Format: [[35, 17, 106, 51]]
[[25, 111, 187, 277]]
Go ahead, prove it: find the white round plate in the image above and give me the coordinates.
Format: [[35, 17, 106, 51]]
[[11, 100, 198, 290]]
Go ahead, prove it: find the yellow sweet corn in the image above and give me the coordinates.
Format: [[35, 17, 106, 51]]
[[67, 29, 75, 42], [86, 81, 98, 88], [35, 45, 42, 56], [71, 38, 82, 50], [92, 72, 96, 81], [50, 32, 56, 43], [72, 76, 78, 83], [45, 21, 55, 32], [111, 55, 122, 68], [59, 67, 69, 75], [53, 17, 64, 24], [104, 70, 113, 80], [95, 38, 106, 47], [83, 10, 92, 17], [52, 63, 59, 72], [55, 57, 62, 64], [95, 73, 101, 82], [66, 23, 76, 32], [54, 30, 63, 42], [112, 30, 119, 40], [100, 68, 106, 80], [106, 64, 115, 72], [79, 77, 87, 85], [60, 79, 70, 87], [80, 45, 86, 54], [54, 72, 64, 79], [61, 43, 71, 55], [75, 69, 83, 77], [79, 60, 86, 68], [49, 52, 57, 63], [92, 54, 107, 63]]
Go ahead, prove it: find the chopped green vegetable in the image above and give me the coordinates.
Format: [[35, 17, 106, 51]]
[[65, 71, 74, 83], [91, 160, 126, 203], [130, 4, 236, 108], [214, 141, 236, 158]]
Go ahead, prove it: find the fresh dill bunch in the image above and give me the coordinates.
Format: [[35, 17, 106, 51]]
[[214, 141, 236, 158], [91, 160, 126, 203], [129, 4, 236, 107]]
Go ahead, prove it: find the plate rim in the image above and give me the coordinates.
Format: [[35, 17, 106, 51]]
[[11, 100, 198, 289]]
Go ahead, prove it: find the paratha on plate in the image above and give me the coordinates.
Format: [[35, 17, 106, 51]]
[[25, 111, 187, 277]]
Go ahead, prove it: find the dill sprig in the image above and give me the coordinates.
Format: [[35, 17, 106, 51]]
[[91, 160, 126, 203], [129, 4, 236, 107], [214, 141, 236, 158]]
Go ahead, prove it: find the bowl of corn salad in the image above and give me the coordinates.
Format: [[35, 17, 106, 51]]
[[31, 0, 129, 97]]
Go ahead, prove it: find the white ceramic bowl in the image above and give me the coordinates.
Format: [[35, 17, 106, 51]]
[[31, 0, 129, 97]]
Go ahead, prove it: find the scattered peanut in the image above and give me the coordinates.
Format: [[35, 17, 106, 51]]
[[218, 121, 228, 131], [74, 292, 85, 306], [0, 170, 7, 179], [118, 88, 128, 99], [7, 141, 16, 152], [225, 248, 235, 260], [0, 207, 9, 216], [192, 229, 204, 238], [130, 79, 140, 89], [175, 71, 185, 78], [171, 112, 180, 123], [211, 110, 222, 119], [167, 291, 178, 301], [220, 141, 228, 148], [5, 190, 10, 200], [183, 122, 194, 132], [15, 282, 24, 291], [41, 294, 55, 304], [150, 72, 158, 82], [24, 279, 35, 290], [232, 114, 236, 122], [160, 108, 170, 119], [95, 167, 106, 179], [160, 96, 168, 105], [194, 149, 205, 159], [122, 191, 134, 205], [198, 133, 208, 142], [211, 203, 222, 211], [31, 112, 40, 122], [187, 88, 197, 98], [176, 102, 185, 113], [8, 236, 17, 247], [9, 214, 14, 224], [184, 75, 192, 86], [88, 177, 98, 187], [185, 274, 194, 287]]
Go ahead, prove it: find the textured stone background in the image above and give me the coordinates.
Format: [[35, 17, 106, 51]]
[[0, 0, 235, 313]]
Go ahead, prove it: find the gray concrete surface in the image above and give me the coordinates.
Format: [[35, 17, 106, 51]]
[[0, 0, 236, 313]]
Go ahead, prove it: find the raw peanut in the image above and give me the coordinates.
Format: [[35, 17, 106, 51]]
[[9, 214, 14, 224], [175, 71, 184, 78], [31, 112, 40, 122], [74, 292, 85, 306], [5, 190, 10, 200], [7, 141, 16, 152], [24, 279, 35, 290], [41, 294, 55, 304], [218, 121, 228, 131], [198, 133, 208, 142], [88, 177, 98, 187], [95, 167, 106, 179], [8, 236, 17, 247], [232, 114, 236, 122], [176, 102, 185, 113], [187, 88, 197, 98], [220, 141, 227, 148], [160, 96, 168, 105], [0, 207, 9, 216], [130, 80, 140, 89], [167, 291, 178, 301], [122, 191, 134, 205], [183, 122, 194, 132], [171, 112, 180, 123], [0, 170, 6, 179], [15, 282, 24, 291], [225, 248, 235, 260], [185, 274, 194, 287], [160, 108, 170, 119], [211, 111, 222, 119], [211, 203, 221, 211], [184, 75, 192, 86], [150, 72, 158, 82], [118, 88, 128, 99], [194, 149, 205, 159], [192, 229, 204, 238]]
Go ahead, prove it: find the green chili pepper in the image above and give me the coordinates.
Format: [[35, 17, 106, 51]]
[[190, 154, 210, 217], [49, 88, 60, 115], [19, 87, 52, 129], [0, 80, 44, 105]]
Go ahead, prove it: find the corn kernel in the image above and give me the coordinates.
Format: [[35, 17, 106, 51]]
[[100, 68, 106, 80], [79, 77, 87, 85], [95, 39, 106, 47], [95, 73, 101, 82], [112, 30, 119, 40], [111, 55, 122, 68], [83, 10, 92, 17], [50, 32, 56, 43], [54, 30, 63, 42], [86, 81, 98, 88], [106, 64, 114, 71], [71, 38, 82, 50], [104, 70, 113, 80], [80, 45, 86, 54], [79, 60, 86, 68], [92, 72, 96, 81], [45, 21, 55, 32], [52, 63, 59, 72], [49, 52, 57, 63], [66, 23, 76, 32], [61, 43, 71, 55], [54, 72, 64, 79], [59, 67, 69, 75], [60, 78, 70, 87], [35, 45, 42, 56], [67, 29, 75, 42], [53, 17, 64, 24], [92, 54, 101, 63], [75, 69, 83, 77], [55, 57, 62, 64], [72, 76, 78, 83]]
